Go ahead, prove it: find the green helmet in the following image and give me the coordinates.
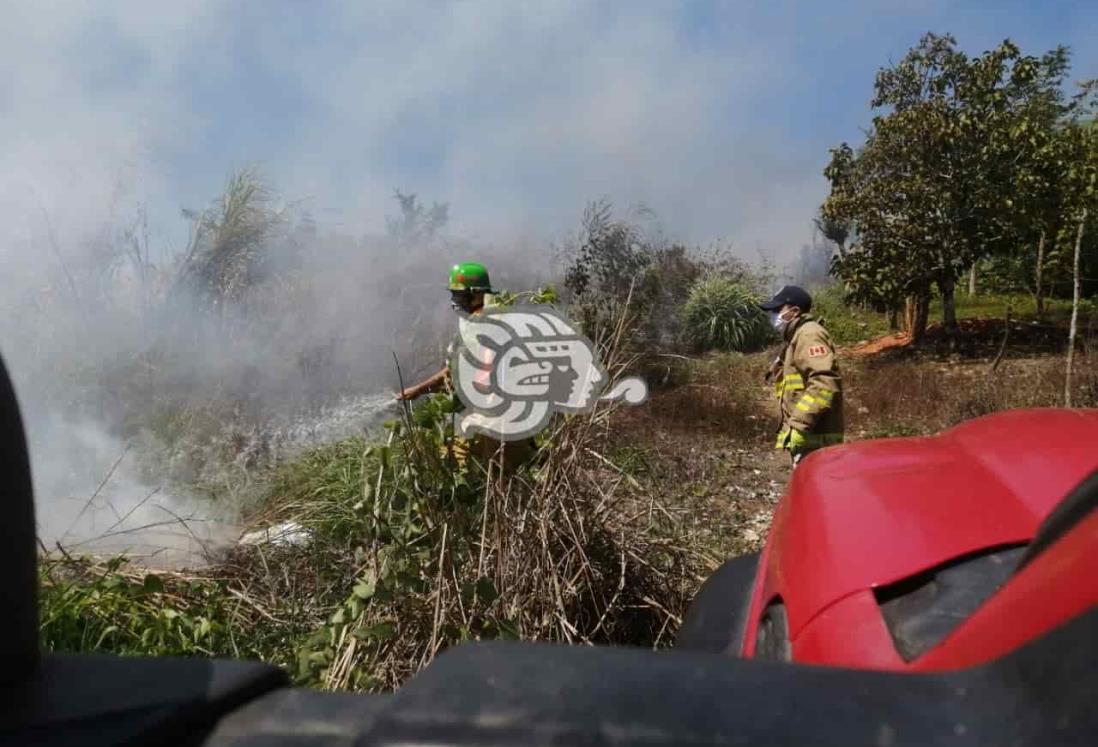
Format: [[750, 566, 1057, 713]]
[[448, 262, 494, 293]]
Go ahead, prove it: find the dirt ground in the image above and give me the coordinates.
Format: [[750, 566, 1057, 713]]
[[613, 354, 790, 573]]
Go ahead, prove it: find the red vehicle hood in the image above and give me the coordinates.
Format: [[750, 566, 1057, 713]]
[[768, 408, 1098, 638]]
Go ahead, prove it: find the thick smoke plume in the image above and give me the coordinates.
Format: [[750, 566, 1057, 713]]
[[1, 167, 551, 567]]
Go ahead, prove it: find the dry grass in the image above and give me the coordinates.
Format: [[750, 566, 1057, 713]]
[[612, 349, 788, 575], [638, 351, 775, 440], [847, 352, 1098, 439]]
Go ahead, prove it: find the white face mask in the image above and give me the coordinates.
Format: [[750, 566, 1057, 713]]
[[771, 309, 795, 330]]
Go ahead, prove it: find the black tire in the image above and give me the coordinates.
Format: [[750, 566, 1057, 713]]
[[675, 552, 760, 656]]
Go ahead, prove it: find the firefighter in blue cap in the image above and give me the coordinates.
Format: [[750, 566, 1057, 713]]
[[760, 285, 844, 468]]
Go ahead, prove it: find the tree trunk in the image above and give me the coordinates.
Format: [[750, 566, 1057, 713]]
[[1035, 230, 1047, 318], [913, 292, 930, 343], [1065, 209, 1086, 408], [903, 292, 931, 343], [941, 275, 958, 332], [888, 307, 899, 331], [968, 263, 977, 296]]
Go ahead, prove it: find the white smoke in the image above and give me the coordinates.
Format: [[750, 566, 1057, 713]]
[[3, 1, 838, 566], [29, 416, 230, 568]]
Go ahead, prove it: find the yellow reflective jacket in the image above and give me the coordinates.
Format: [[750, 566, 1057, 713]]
[[774, 314, 844, 452]]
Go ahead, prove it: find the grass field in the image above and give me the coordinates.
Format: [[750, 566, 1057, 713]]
[[38, 290, 1098, 693]]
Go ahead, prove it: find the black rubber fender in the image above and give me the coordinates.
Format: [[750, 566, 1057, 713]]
[[675, 551, 760, 655]]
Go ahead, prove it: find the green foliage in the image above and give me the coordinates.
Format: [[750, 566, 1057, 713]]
[[491, 285, 559, 307], [634, 245, 761, 350], [279, 390, 554, 689], [41, 345, 700, 693], [562, 199, 651, 302], [816, 205, 847, 254], [559, 200, 654, 342], [822, 33, 1096, 338], [805, 287, 1089, 348], [927, 291, 1075, 322], [559, 200, 772, 352], [39, 556, 292, 664], [682, 275, 772, 353], [810, 285, 893, 346]]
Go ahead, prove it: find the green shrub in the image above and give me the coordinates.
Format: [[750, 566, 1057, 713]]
[[39, 556, 297, 665], [682, 276, 772, 352], [491, 284, 559, 307]]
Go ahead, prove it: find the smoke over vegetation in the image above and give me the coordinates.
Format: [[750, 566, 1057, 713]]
[[5, 2, 1093, 565], [1, 163, 554, 565]]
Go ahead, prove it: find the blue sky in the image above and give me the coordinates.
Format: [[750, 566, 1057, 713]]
[[2, 1, 1096, 265]]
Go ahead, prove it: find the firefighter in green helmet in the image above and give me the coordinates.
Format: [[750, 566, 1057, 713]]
[[395, 262, 534, 471], [396, 262, 496, 402]]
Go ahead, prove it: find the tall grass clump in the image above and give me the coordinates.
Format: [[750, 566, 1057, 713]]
[[175, 167, 290, 308], [682, 275, 772, 353]]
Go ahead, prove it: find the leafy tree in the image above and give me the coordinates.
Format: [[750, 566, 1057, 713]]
[[562, 199, 651, 302], [634, 243, 758, 349], [818, 144, 856, 260], [823, 34, 1083, 341], [994, 50, 1078, 315], [814, 210, 850, 260], [559, 200, 762, 351]]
